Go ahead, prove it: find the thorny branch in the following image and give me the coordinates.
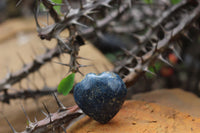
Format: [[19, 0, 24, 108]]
[[0, 86, 57, 104], [118, 1, 200, 87], [0, 0, 129, 102], [0, 46, 60, 92], [4, 99, 84, 133], [0, 0, 168, 93], [2, 0, 200, 132]]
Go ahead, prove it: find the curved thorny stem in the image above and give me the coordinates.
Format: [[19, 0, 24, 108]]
[[2, 0, 200, 132]]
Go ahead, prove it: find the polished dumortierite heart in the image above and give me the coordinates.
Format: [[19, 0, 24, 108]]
[[73, 72, 127, 124]]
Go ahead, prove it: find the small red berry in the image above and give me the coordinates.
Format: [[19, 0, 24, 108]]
[[160, 67, 174, 77], [168, 53, 178, 64]]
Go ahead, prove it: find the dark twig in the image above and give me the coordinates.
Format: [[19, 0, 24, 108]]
[[0, 87, 57, 104]]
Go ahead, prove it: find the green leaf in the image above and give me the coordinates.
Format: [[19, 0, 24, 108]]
[[39, 3, 45, 11], [145, 62, 162, 78], [143, 0, 153, 4], [40, 0, 62, 14], [171, 0, 182, 5], [26, 120, 29, 126], [154, 62, 162, 71], [52, 0, 62, 14], [57, 73, 75, 96]]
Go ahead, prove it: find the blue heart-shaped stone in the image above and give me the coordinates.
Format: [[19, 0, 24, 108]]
[[73, 72, 127, 124]]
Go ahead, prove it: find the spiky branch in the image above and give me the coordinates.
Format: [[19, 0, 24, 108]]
[[0, 0, 129, 103], [4, 93, 84, 133], [116, 0, 200, 87], [0, 86, 57, 104], [0, 46, 60, 92], [3, 0, 200, 132]]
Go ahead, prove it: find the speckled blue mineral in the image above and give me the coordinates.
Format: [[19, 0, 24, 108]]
[[73, 72, 127, 124]]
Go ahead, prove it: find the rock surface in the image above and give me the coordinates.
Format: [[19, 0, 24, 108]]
[[132, 89, 200, 117], [68, 100, 200, 133]]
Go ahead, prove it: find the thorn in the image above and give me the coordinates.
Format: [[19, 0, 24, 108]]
[[102, 3, 112, 8], [71, 20, 88, 28], [76, 56, 92, 61], [57, 36, 71, 51], [170, 45, 183, 61], [78, 64, 93, 68], [158, 55, 173, 67], [182, 32, 193, 42], [34, 117, 38, 123], [101, 0, 112, 8], [42, 103, 52, 123], [57, 44, 63, 55], [77, 70, 84, 76], [41, 110, 48, 117], [143, 67, 156, 76], [192, 23, 199, 30], [2, 113, 17, 133], [132, 34, 143, 43], [52, 61, 70, 66], [23, 99, 27, 109], [85, 10, 99, 14], [52, 93, 66, 111], [176, 40, 183, 47], [124, 66, 132, 72], [159, 24, 167, 33], [16, 0, 22, 7], [84, 15, 94, 21], [120, 47, 131, 56], [5, 66, 12, 79], [61, 125, 67, 133], [141, 47, 147, 53], [20, 103, 31, 125]]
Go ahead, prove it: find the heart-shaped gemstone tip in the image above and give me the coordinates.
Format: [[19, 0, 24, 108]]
[[74, 72, 127, 124]]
